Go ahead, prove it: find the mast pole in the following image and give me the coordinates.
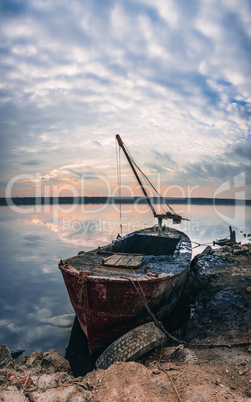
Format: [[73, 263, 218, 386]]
[[116, 134, 157, 218]]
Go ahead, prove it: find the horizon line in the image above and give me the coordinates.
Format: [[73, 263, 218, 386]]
[[0, 196, 250, 206]]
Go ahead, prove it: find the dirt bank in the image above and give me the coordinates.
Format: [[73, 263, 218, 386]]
[[0, 244, 250, 401]]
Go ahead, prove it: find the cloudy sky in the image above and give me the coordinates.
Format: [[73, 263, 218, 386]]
[[1, 0, 250, 199]]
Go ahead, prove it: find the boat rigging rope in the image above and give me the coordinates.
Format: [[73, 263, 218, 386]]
[[191, 240, 214, 249], [123, 143, 178, 217], [116, 139, 122, 236]]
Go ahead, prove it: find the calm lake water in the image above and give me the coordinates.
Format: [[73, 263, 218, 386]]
[[0, 202, 250, 356]]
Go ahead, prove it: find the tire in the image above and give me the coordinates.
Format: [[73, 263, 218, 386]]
[[95, 321, 167, 370]]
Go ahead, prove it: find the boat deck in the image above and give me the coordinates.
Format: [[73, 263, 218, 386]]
[[64, 250, 189, 278], [65, 250, 143, 278], [64, 235, 191, 280], [63, 227, 192, 279]]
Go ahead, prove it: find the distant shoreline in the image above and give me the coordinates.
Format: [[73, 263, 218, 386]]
[[0, 197, 250, 206]]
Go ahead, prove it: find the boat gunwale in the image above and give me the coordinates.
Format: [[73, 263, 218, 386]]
[[59, 262, 189, 283], [59, 226, 192, 282]]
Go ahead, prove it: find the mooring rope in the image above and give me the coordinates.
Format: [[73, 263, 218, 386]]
[[121, 269, 184, 345], [158, 365, 182, 402], [191, 240, 214, 249], [115, 139, 122, 236]]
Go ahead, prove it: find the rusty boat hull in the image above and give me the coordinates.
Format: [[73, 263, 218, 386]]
[[59, 226, 192, 353]]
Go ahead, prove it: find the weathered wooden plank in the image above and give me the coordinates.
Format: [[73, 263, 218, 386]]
[[103, 253, 143, 268], [114, 255, 135, 266], [103, 254, 124, 266], [127, 255, 143, 267]]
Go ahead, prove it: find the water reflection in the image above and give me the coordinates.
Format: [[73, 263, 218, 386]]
[[0, 204, 250, 356]]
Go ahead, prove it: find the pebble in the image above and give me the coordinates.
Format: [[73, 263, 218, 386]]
[[85, 380, 94, 389], [233, 249, 243, 255], [152, 369, 160, 375]]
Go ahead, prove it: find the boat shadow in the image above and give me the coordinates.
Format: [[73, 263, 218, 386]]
[[65, 316, 103, 377], [162, 284, 191, 333]]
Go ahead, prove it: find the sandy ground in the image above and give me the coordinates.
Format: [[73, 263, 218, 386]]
[[0, 243, 250, 401]]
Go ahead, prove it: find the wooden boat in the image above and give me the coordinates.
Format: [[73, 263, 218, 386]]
[[59, 135, 192, 353], [213, 237, 230, 246]]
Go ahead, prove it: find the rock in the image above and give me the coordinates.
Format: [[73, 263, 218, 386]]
[[32, 385, 93, 402], [202, 246, 212, 254], [21, 352, 43, 368], [0, 349, 94, 401], [41, 349, 71, 373], [233, 249, 244, 255], [0, 385, 29, 401], [37, 374, 59, 391], [0, 344, 13, 363], [211, 251, 224, 258], [160, 346, 183, 361], [81, 379, 94, 390], [21, 349, 71, 374], [179, 348, 198, 364], [233, 244, 242, 249], [152, 369, 160, 375], [245, 389, 251, 398], [222, 245, 232, 252]]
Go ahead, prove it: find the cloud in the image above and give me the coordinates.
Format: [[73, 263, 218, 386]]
[[0, 0, 250, 197], [227, 140, 251, 161], [22, 159, 41, 166], [144, 150, 176, 178], [180, 154, 251, 189]]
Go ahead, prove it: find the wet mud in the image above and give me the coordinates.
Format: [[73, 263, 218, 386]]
[[175, 244, 251, 345]]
